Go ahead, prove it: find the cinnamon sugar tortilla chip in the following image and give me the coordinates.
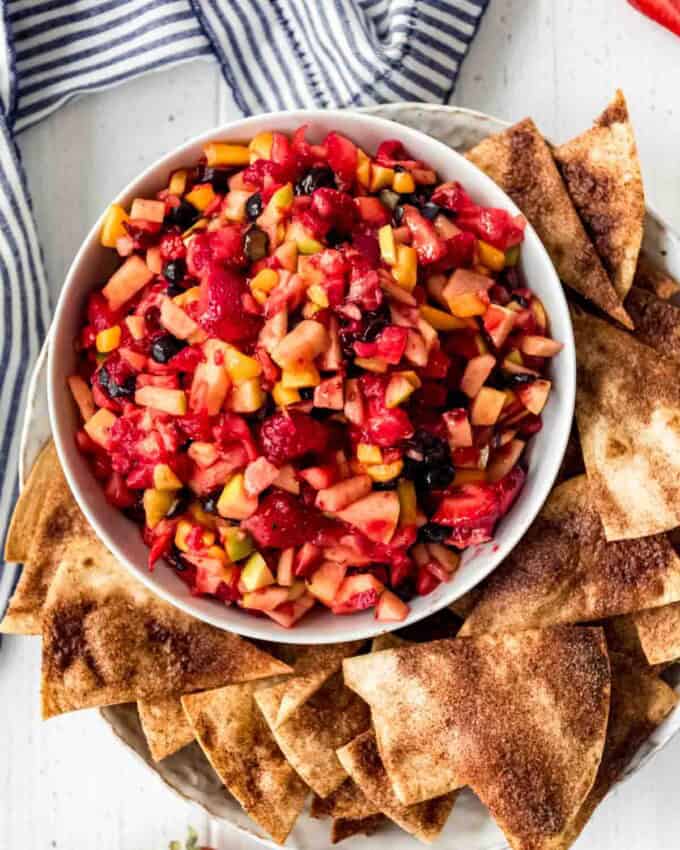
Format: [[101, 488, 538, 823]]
[[311, 779, 380, 821], [330, 813, 385, 844], [554, 91, 644, 301], [343, 627, 610, 850], [573, 309, 680, 539], [616, 602, 680, 666], [459, 475, 680, 637], [466, 118, 631, 327], [558, 652, 677, 849], [138, 696, 195, 761], [40, 537, 291, 718], [336, 730, 457, 844], [261, 640, 365, 728], [633, 253, 680, 300], [1, 441, 89, 635], [624, 286, 680, 362], [182, 681, 308, 845], [255, 671, 370, 797]]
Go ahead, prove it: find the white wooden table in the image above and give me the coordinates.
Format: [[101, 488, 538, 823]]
[[2, 2, 679, 848]]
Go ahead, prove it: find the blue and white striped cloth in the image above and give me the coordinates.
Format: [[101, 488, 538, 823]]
[[0, 0, 488, 593]]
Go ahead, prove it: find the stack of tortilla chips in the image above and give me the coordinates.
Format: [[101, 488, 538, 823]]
[[3, 90, 680, 849]]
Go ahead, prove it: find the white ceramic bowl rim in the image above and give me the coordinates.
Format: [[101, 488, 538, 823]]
[[47, 108, 576, 644]]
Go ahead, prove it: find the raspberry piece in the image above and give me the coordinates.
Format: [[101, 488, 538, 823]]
[[243, 490, 332, 548]]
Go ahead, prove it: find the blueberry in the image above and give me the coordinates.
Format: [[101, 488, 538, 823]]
[[421, 202, 442, 221], [420, 464, 455, 491], [167, 488, 191, 518], [295, 165, 336, 196], [244, 227, 269, 261], [97, 366, 135, 399], [246, 192, 263, 221], [163, 259, 186, 284], [298, 387, 314, 400], [393, 579, 416, 603], [201, 167, 230, 194], [506, 372, 538, 387], [201, 490, 222, 514], [379, 189, 400, 210], [151, 334, 186, 363], [165, 547, 189, 572], [513, 294, 529, 308], [373, 479, 398, 491], [165, 282, 184, 298], [325, 228, 345, 248], [418, 523, 450, 543], [165, 199, 200, 230], [407, 429, 449, 463], [402, 455, 422, 481], [361, 317, 388, 342], [393, 205, 405, 225], [446, 390, 469, 410]]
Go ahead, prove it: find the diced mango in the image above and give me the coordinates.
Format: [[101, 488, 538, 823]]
[[204, 142, 250, 167], [398, 479, 417, 526], [393, 170, 416, 194], [392, 244, 418, 290], [173, 286, 201, 307], [174, 519, 193, 552], [168, 169, 188, 195], [228, 377, 265, 413], [217, 473, 258, 520], [95, 325, 121, 353], [185, 184, 217, 212], [447, 292, 488, 318], [223, 345, 262, 383], [419, 304, 466, 331], [298, 236, 324, 255], [241, 552, 275, 591], [370, 164, 395, 192], [366, 460, 404, 483], [477, 240, 506, 271], [83, 408, 117, 448], [143, 488, 176, 529], [135, 386, 187, 415], [307, 284, 329, 307], [100, 204, 129, 248], [248, 132, 273, 162], [357, 443, 383, 465], [281, 363, 321, 388], [130, 198, 165, 222], [250, 268, 279, 293], [378, 224, 397, 264], [153, 463, 183, 491], [272, 381, 301, 406]]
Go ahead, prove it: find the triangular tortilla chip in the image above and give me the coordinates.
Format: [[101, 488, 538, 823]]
[[459, 475, 680, 637], [558, 652, 676, 849], [330, 814, 385, 844], [261, 640, 365, 728], [336, 730, 457, 844], [40, 537, 291, 718], [573, 309, 680, 539], [466, 118, 631, 327], [1, 442, 89, 635], [137, 696, 195, 761], [255, 671, 370, 798], [556, 421, 585, 484], [633, 253, 680, 300], [182, 681, 308, 844], [343, 626, 610, 850], [311, 779, 380, 821], [554, 91, 644, 301], [625, 286, 680, 361], [617, 602, 680, 666]]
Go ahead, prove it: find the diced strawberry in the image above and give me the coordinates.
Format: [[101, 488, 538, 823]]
[[325, 132, 358, 185], [198, 264, 261, 343], [431, 181, 476, 212], [259, 410, 330, 465], [354, 196, 390, 227], [354, 325, 408, 365], [432, 483, 501, 549], [104, 471, 136, 509], [494, 463, 526, 515], [243, 490, 334, 548], [457, 207, 525, 251], [87, 292, 123, 332], [416, 565, 440, 596], [310, 187, 357, 234], [402, 206, 446, 264], [146, 519, 178, 570]]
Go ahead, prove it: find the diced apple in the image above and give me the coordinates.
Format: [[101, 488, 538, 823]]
[[483, 304, 516, 349], [307, 561, 347, 607], [84, 407, 117, 448], [519, 335, 564, 357], [272, 464, 300, 495], [313, 375, 344, 410], [227, 377, 265, 413], [336, 491, 400, 544], [258, 308, 288, 354], [294, 542, 322, 578], [67, 375, 95, 422], [222, 526, 255, 562], [102, 255, 154, 311], [517, 379, 551, 414], [240, 551, 275, 591], [357, 444, 382, 465], [444, 268, 494, 298], [217, 473, 258, 520], [375, 590, 409, 622], [344, 378, 365, 426], [241, 586, 290, 612], [332, 573, 385, 615], [143, 488, 175, 529], [135, 385, 187, 415], [426, 544, 461, 574], [187, 441, 219, 469], [244, 456, 280, 497], [460, 354, 496, 398], [266, 593, 316, 627], [281, 363, 321, 388], [146, 246, 162, 274], [316, 475, 372, 513], [502, 358, 540, 378], [277, 548, 296, 587], [443, 409, 474, 448], [417, 318, 438, 353], [404, 330, 428, 367], [160, 297, 199, 340], [271, 319, 329, 368], [130, 198, 165, 222], [153, 463, 182, 490], [318, 317, 342, 371], [486, 439, 526, 483], [124, 315, 146, 341], [470, 387, 506, 426]]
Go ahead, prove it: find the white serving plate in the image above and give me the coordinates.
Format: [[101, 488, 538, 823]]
[[17, 104, 680, 850]]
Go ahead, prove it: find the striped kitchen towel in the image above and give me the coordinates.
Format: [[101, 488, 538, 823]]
[[0, 0, 489, 609]]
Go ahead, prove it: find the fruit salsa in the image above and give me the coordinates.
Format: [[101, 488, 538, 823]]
[[69, 127, 563, 628]]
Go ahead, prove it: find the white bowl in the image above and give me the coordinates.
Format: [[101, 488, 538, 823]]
[[48, 108, 575, 644]]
